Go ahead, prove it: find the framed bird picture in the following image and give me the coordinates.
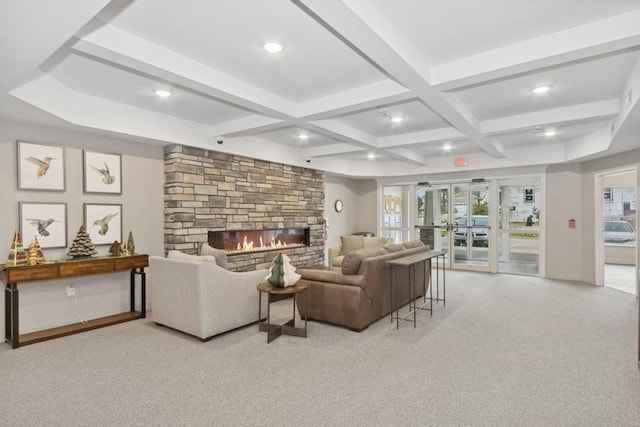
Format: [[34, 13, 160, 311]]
[[19, 202, 68, 249], [83, 150, 122, 194], [84, 203, 122, 246], [17, 141, 66, 191]]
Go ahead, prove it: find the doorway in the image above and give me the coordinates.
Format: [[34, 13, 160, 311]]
[[597, 169, 637, 295], [416, 182, 492, 273], [414, 178, 542, 276], [497, 178, 541, 276]]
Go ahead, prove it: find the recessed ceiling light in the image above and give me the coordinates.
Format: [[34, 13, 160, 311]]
[[543, 130, 557, 137], [298, 133, 309, 140], [154, 89, 171, 97], [391, 116, 404, 123], [532, 85, 551, 94], [367, 152, 376, 160], [442, 143, 452, 151], [263, 41, 283, 53]]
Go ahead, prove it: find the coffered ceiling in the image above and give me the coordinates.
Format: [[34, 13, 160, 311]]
[[2, 0, 640, 178]]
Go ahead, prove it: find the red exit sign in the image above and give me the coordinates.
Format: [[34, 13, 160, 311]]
[[454, 156, 468, 167]]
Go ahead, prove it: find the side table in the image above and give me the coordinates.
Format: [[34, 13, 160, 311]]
[[257, 282, 308, 343]]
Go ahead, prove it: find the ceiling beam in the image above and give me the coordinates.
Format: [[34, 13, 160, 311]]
[[431, 9, 640, 91], [294, 0, 506, 159], [378, 127, 464, 148], [481, 100, 620, 135]]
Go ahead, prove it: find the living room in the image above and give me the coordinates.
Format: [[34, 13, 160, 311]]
[[1, 1, 640, 425]]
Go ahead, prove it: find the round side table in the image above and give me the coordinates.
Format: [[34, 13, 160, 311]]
[[257, 282, 308, 343]]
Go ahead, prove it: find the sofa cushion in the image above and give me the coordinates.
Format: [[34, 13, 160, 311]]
[[403, 240, 425, 249], [167, 250, 218, 265], [342, 247, 388, 275], [384, 243, 405, 253], [363, 236, 389, 249], [298, 269, 366, 289], [332, 255, 345, 267], [339, 235, 364, 255], [199, 243, 228, 269]]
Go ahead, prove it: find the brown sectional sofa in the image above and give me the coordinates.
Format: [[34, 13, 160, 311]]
[[296, 240, 431, 331]]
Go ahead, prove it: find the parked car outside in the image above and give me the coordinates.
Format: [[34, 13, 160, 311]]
[[454, 215, 489, 247], [604, 220, 635, 244]]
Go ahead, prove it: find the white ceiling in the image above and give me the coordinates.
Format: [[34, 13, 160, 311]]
[[2, 0, 640, 179]]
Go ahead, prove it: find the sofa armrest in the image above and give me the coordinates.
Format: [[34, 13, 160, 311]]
[[298, 269, 366, 289], [327, 246, 342, 267]]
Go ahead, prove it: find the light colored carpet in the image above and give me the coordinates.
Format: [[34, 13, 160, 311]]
[[1, 270, 639, 426]]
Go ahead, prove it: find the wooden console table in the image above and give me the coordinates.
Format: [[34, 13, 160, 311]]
[[2, 255, 148, 349]]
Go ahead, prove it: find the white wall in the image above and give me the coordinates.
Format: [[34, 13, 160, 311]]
[[544, 164, 584, 281], [0, 121, 165, 336]]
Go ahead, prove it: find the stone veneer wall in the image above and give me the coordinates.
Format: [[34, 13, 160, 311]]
[[164, 145, 325, 271]]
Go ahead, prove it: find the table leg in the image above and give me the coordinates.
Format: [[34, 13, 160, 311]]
[[130, 269, 135, 312], [5, 283, 19, 349], [257, 290, 262, 330], [140, 269, 146, 318], [389, 265, 393, 324], [304, 287, 308, 336], [442, 254, 446, 306], [436, 255, 439, 301]]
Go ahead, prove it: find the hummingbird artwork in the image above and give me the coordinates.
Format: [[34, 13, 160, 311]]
[[92, 212, 119, 235], [25, 156, 55, 178], [91, 162, 116, 185], [26, 218, 59, 237]]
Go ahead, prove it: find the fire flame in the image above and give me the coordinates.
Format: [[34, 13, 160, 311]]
[[235, 234, 288, 252]]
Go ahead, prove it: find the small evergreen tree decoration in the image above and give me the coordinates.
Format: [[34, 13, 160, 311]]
[[27, 236, 45, 266], [7, 228, 27, 266], [67, 224, 98, 259], [126, 231, 135, 255]]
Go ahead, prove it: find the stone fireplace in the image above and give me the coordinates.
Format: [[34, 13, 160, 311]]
[[163, 145, 325, 271]]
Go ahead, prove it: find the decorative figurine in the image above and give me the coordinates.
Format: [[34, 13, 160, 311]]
[[67, 224, 98, 259], [109, 240, 122, 257], [27, 236, 45, 266], [7, 229, 27, 266], [126, 231, 136, 255]]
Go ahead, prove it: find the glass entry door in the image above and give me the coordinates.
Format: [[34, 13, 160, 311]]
[[416, 186, 450, 258], [497, 179, 541, 275], [451, 184, 491, 271]]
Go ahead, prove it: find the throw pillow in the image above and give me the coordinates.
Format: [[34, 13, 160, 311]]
[[363, 236, 389, 249], [384, 243, 405, 253], [403, 240, 425, 249], [341, 247, 387, 275], [339, 235, 365, 255], [167, 250, 218, 265], [199, 243, 228, 269]]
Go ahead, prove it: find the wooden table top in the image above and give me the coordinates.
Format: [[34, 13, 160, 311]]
[[387, 250, 446, 266], [257, 282, 309, 294]]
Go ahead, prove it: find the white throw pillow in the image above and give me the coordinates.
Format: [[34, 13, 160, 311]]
[[199, 243, 228, 269], [167, 250, 218, 265]]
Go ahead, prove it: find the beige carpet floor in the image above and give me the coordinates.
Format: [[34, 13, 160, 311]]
[[1, 270, 639, 426]]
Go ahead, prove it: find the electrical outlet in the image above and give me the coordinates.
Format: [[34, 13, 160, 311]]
[[67, 283, 76, 296]]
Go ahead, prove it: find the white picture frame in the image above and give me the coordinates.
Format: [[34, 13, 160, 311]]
[[84, 203, 123, 246], [17, 141, 66, 191], [19, 202, 68, 249], [83, 150, 122, 194]]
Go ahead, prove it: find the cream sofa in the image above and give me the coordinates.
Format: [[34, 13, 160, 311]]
[[327, 235, 392, 271], [149, 250, 268, 340]]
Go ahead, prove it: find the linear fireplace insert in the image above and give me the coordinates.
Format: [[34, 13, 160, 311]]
[[208, 228, 310, 255]]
